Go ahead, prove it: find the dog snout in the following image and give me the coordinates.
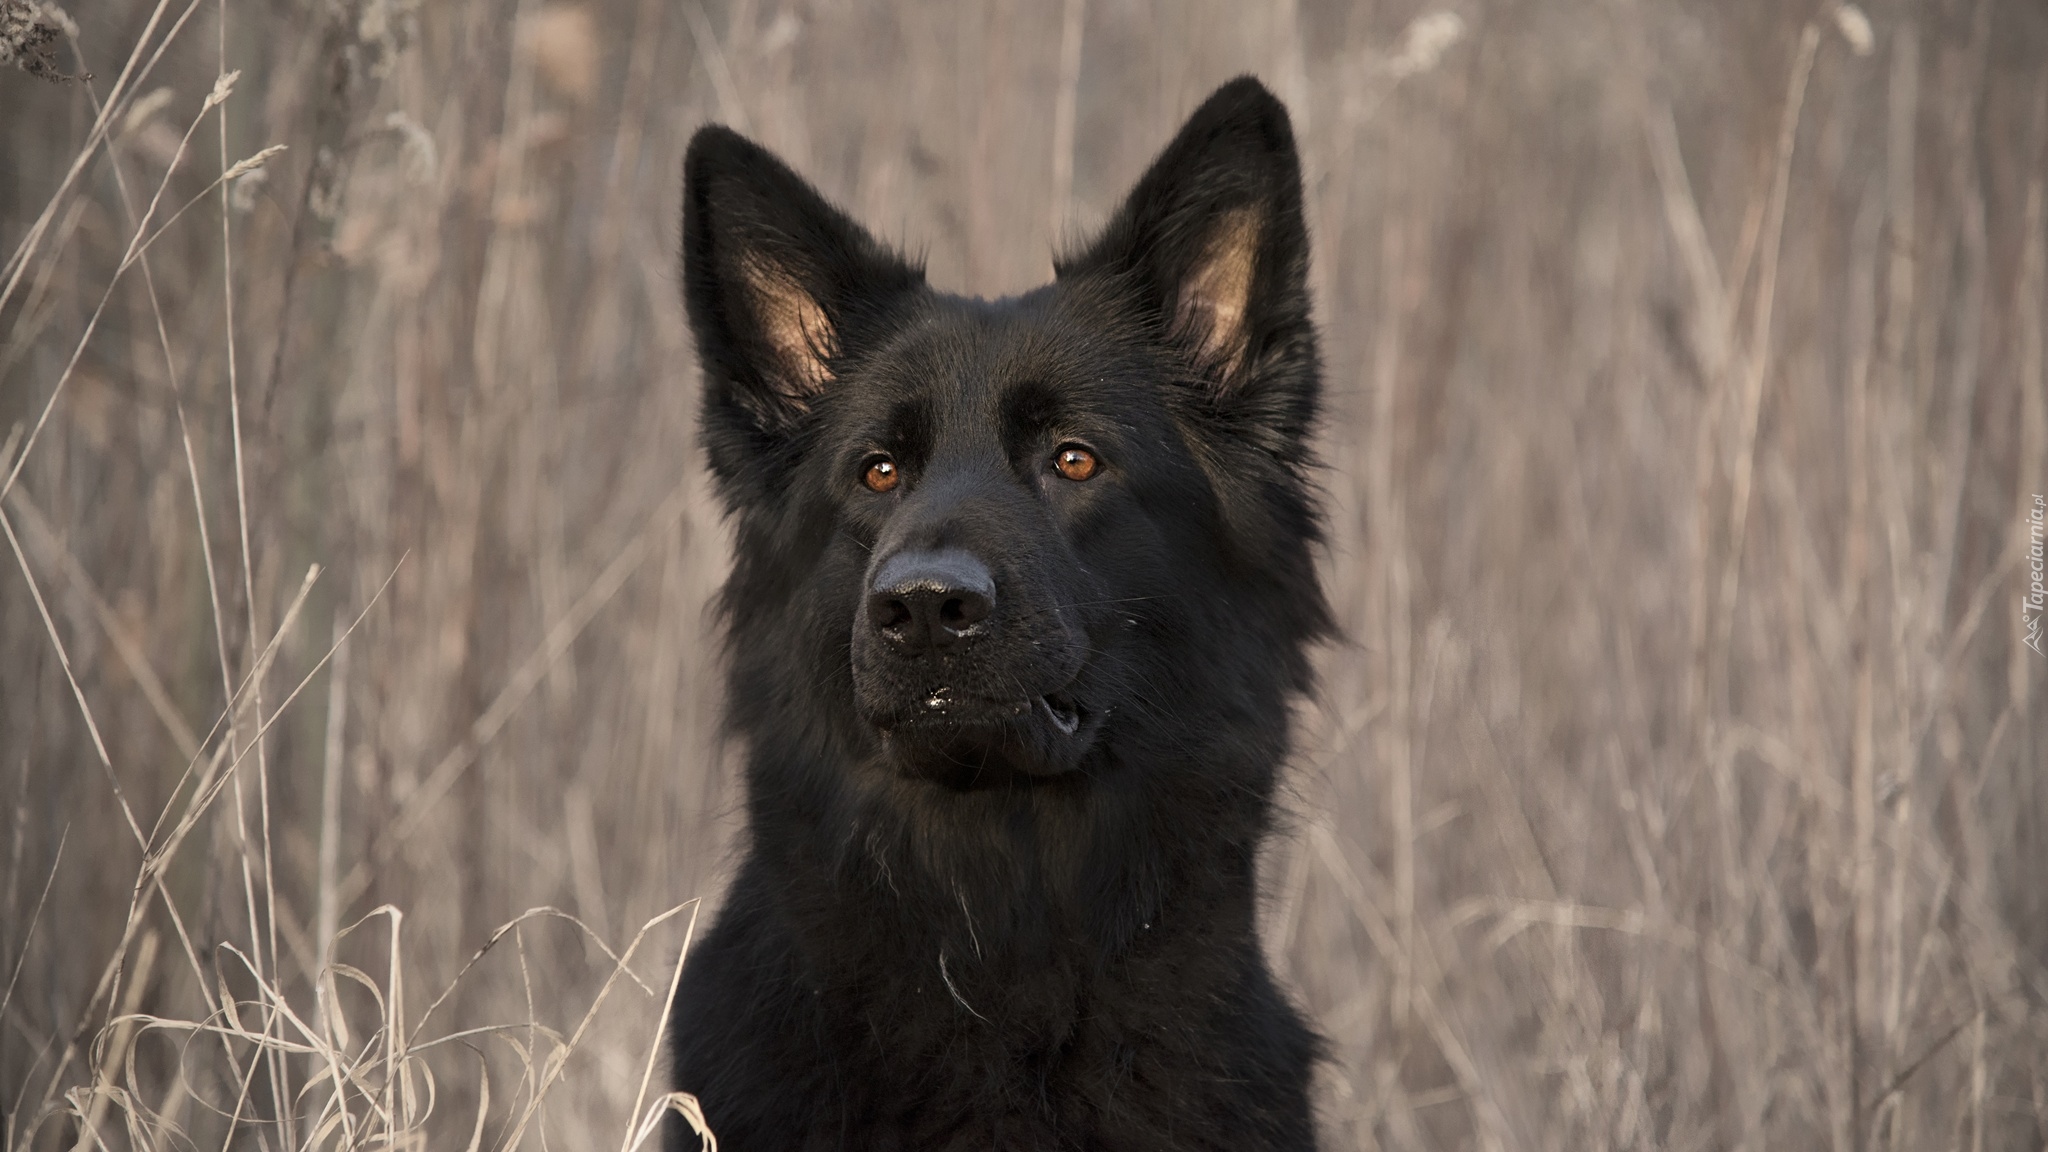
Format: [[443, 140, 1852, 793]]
[[867, 548, 995, 655]]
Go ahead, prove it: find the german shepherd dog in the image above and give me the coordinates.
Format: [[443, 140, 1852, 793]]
[[671, 77, 1329, 1151]]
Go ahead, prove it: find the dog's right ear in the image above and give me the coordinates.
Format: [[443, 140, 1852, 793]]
[[682, 127, 923, 448]]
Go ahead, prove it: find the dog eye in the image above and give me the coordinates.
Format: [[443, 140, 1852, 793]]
[[862, 456, 901, 493], [1053, 445, 1100, 482]]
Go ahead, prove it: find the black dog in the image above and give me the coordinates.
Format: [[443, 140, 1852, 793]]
[[671, 77, 1330, 1151]]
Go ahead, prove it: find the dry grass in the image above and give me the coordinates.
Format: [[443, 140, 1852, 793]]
[[3, 0, 2046, 1149]]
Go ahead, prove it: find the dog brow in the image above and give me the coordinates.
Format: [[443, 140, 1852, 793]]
[[998, 377, 1065, 445], [883, 396, 933, 460]]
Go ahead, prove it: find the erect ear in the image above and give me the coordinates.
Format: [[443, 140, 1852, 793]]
[[682, 126, 923, 432], [1057, 77, 1315, 426]]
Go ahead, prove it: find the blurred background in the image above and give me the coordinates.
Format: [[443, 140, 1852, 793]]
[[4, 0, 2047, 1148]]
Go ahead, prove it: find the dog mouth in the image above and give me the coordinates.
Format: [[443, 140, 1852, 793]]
[[866, 682, 1097, 779], [891, 685, 1085, 726], [1037, 692, 1083, 736], [891, 688, 1087, 735]]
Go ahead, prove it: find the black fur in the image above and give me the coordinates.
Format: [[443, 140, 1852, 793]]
[[671, 77, 1331, 1152]]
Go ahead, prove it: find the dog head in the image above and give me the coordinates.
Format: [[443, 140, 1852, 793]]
[[683, 77, 1329, 789]]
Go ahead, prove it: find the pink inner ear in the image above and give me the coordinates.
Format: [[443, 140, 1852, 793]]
[[743, 254, 838, 402], [1172, 207, 1261, 381]]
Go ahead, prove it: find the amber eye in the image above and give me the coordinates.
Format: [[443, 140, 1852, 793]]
[[862, 456, 900, 493], [1054, 445, 1100, 482]]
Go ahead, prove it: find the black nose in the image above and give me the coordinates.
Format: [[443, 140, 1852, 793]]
[[867, 548, 995, 655]]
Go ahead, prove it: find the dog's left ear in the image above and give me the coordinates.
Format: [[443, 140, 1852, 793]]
[[1059, 77, 1316, 451]]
